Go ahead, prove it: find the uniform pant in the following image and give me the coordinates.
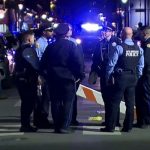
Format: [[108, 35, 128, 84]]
[[48, 78, 76, 131], [136, 74, 150, 125], [16, 78, 38, 127], [106, 72, 137, 130], [34, 83, 50, 126], [100, 74, 120, 126], [72, 82, 80, 123]]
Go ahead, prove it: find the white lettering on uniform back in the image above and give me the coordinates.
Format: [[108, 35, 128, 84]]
[[126, 50, 139, 57]]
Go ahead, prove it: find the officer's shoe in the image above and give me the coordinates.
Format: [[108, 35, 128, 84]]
[[100, 122, 121, 127], [71, 120, 79, 126], [100, 121, 106, 126], [121, 128, 132, 133], [116, 123, 122, 127], [100, 127, 114, 132], [54, 128, 74, 134], [60, 128, 74, 134], [20, 126, 38, 132], [133, 123, 149, 129]]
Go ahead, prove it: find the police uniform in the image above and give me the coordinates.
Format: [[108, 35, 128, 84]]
[[68, 37, 84, 125], [135, 37, 150, 127], [102, 38, 144, 132], [15, 43, 39, 132], [91, 27, 121, 126], [34, 28, 54, 128], [40, 23, 85, 133]]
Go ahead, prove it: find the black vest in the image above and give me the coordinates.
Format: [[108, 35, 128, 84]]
[[116, 43, 140, 72], [15, 44, 38, 78]]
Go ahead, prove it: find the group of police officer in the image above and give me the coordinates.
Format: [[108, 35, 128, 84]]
[[14, 21, 150, 133], [91, 25, 150, 132], [14, 23, 84, 133]]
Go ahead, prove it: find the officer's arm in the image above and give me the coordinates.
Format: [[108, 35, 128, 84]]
[[39, 46, 49, 77], [136, 47, 144, 77], [106, 45, 123, 80], [35, 38, 42, 59], [69, 43, 85, 81], [91, 43, 102, 72], [22, 47, 39, 71]]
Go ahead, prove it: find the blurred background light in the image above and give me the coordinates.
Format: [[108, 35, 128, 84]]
[[76, 38, 82, 44], [81, 23, 102, 32], [121, 0, 128, 4]]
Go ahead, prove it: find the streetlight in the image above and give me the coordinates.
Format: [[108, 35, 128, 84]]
[[121, 0, 130, 26], [121, 0, 128, 3], [3, 0, 6, 9], [18, 4, 24, 31]]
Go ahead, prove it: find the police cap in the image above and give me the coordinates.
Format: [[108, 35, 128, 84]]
[[54, 23, 69, 35], [103, 25, 115, 32]]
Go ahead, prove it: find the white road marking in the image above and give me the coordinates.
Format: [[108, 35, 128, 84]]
[[0, 124, 24, 136], [0, 124, 20, 128], [14, 100, 21, 107], [0, 133, 24, 136], [83, 126, 121, 135]]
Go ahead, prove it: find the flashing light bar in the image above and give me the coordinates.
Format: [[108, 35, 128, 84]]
[[81, 23, 102, 32]]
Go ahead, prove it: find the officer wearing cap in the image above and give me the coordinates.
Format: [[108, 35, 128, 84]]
[[100, 27, 144, 132], [15, 31, 39, 132], [36, 27, 54, 60], [90, 24, 121, 127], [135, 26, 150, 128], [34, 27, 54, 129], [40, 23, 85, 133]]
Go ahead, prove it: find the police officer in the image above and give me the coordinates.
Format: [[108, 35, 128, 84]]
[[135, 26, 150, 128], [34, 27, 54, 128], [36, 27, 54, 60], [90, 25, 121, 127], [15, 31, 39, 132], [40, 23, 85, 133], [101, 27, 144, 132], [66, 24, 84, 125]]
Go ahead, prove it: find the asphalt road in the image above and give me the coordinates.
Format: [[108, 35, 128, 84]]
[[0, 57, 150, 150]]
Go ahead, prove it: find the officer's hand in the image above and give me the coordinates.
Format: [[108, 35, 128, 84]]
[[38, 76, 45, 86]]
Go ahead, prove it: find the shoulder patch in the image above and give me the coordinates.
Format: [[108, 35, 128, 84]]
[[147, 44, 150, 48]]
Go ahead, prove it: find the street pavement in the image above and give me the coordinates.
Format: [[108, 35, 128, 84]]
[[0, 57, 150, 150]]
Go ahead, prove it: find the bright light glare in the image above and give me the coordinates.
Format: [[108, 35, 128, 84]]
[[47, 17, 54, 22], [81, 23, 102, 32], [18, 4, 24, 10], [53, 23, 59, 28], [7, 54, 13, 61], [121, 0, 128, 3], [76, 38, 82, 44], [27, 13, 33, 17], [0, 13, 5, 19], [41, 14, 47, 20]]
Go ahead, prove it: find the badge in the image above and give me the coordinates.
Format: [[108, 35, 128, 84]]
[[112, 42, 117, 47], [147, 44, 150, 48]]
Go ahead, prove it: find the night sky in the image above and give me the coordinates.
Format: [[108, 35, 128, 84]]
[[23, 0, 120, 23]]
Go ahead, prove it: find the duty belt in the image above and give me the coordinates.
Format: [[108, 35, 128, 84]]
[[116, 68, 135, 74]]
